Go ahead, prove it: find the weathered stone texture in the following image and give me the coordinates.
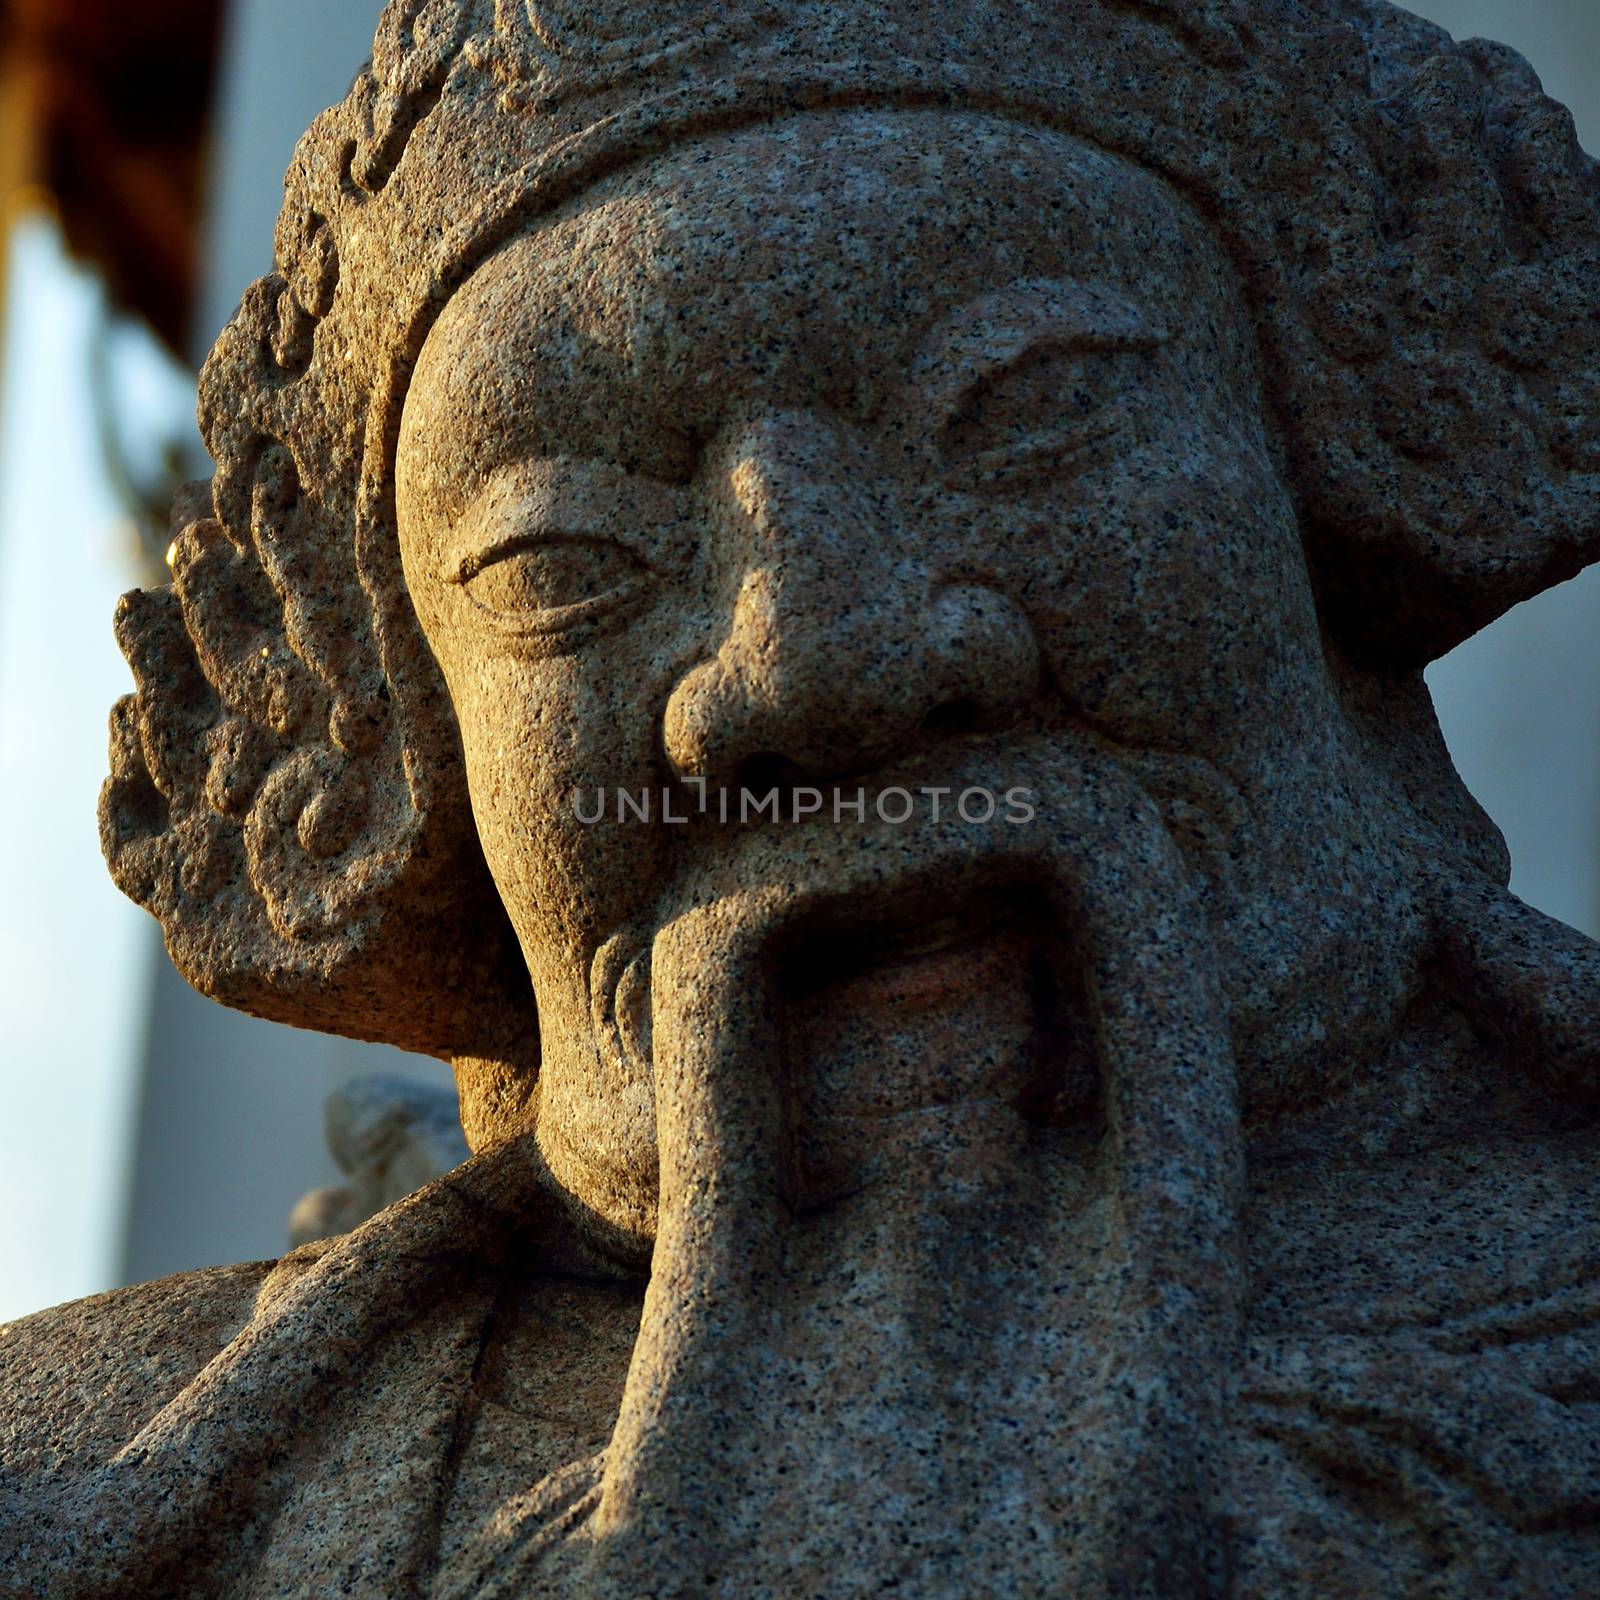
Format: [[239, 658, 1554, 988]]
[[3, 2, 1599, 1595]]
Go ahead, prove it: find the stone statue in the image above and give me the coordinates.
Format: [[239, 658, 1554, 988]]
[[4, 1, 1599, 1594], [287, 1075, 471, 1247]]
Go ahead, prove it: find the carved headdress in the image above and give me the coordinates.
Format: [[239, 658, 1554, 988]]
[[103, 0, 1600, 1080]]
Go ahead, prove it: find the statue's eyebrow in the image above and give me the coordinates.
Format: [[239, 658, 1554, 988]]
[[909, 277, 1171, 421]]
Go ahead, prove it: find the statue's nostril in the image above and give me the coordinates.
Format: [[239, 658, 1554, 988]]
[[922, 698, 981, 738], [735, 751, 809, 801]]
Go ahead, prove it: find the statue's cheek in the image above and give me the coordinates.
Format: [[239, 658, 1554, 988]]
[[452, 651, 675, 950], [1016, 449, 1315, 754]]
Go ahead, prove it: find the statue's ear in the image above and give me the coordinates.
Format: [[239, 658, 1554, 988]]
[[101, 12, 536, 1114], [1433, 878, 1600, 1105], [1264, 28, 1600, 666], [99, 444, 534, 1089]]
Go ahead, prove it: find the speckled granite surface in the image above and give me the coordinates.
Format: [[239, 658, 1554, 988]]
[[4, 1, 1600, 1594]]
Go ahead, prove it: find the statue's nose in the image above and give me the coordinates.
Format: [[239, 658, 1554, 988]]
[[663, 408, 1040, 788]]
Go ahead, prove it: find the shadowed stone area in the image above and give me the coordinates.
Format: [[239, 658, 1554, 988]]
[[3, 2, 1599, 1595]]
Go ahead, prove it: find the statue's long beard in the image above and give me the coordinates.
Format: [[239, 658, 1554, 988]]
[[516, 738, 1248, 1598]]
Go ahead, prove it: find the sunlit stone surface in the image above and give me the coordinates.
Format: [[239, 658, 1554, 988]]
[[3, 2, 1600, 1595]]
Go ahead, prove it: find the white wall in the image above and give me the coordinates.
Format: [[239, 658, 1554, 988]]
[[0, 222, 159, 1324]]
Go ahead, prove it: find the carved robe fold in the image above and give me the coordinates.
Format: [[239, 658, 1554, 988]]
[[3, 1113, 1598, 1598]]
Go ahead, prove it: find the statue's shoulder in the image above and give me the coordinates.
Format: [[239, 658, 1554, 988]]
[[0, 1258, 274, 1476]]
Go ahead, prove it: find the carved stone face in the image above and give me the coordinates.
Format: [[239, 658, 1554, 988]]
[[71, 16, 1600, 1591], [397, 107, 1419, 1249]]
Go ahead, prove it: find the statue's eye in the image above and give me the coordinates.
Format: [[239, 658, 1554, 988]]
[[459, 536, 646, 626], [938, 344, 1133, 488]]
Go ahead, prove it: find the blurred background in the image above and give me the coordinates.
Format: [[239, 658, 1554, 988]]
[[0, 0, 1595, 1324]]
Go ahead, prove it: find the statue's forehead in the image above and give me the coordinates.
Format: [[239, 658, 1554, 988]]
[[488, 109, 1205, 309], [400, 108, 1238, 507]]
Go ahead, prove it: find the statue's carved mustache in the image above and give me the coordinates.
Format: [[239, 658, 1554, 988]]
[[587, 726, 1257, 1128], [552, 736, 1247, 1596]]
